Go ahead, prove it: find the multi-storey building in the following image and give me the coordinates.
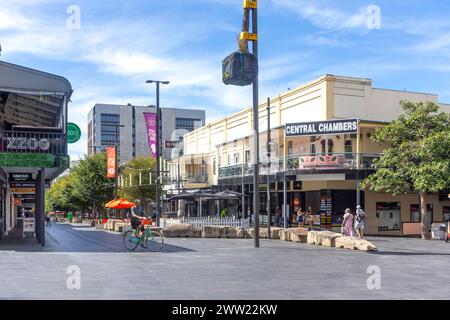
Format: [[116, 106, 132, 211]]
[[87, 104, 205, 163], [167, 75, 450, 236]]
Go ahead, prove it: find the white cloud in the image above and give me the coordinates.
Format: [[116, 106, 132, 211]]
[[273, 0, 369, 30]]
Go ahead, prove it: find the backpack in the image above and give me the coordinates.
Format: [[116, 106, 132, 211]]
[[222, 51, 258, 86]]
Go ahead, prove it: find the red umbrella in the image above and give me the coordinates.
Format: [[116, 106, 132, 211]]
[[105, 198, 136, 209]]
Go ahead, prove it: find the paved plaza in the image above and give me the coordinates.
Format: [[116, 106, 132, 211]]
[[0, 223, 449, 300]]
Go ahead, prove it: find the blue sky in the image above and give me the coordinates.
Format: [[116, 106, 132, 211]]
[[1, 0, 450, 159]]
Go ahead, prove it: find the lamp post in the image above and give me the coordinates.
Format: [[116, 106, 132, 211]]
[[146, 80, 170, 227]]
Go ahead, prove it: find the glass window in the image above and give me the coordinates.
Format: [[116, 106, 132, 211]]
[[175, 118, 202, 132], [213, 158, 217, 175], [444, 207, 450, 221], [245, 150, 250, 164], [345, 140, 353, 159], [100, 113, 120, 124], [410, 204, 433, 229], [376, 202, 401, 231]]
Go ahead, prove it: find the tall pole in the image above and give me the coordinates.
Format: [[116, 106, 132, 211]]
[[115, 124, 119, 199], [266, 97, 271, 239], [156, 82, 161, 227], [252, 5, 260, 248]]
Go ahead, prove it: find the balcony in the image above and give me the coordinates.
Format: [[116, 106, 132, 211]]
[[218, 153, 381, 178], [0, 130, 66, 155], [184, 175, 209, 184]]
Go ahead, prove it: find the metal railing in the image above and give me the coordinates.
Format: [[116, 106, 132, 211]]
[[0, 130, 66, 155], [218, 153, 382, 178], [180, 217, 250, 229]]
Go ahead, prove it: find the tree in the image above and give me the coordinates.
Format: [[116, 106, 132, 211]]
[[362, 101, 450, 239], [72, 152, 115, 214], [118, 157, 157, 215]]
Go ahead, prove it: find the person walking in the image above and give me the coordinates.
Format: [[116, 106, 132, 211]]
[[341, 208, 354, 236], [275, 207, 281, 227], [354, 205, 366, 238], [305, 206, 314, 230], [296, 208, 305, 228]]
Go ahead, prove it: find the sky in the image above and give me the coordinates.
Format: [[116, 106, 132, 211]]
[[1, 0, 450, 160]]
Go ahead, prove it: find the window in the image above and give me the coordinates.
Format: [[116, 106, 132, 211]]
[[101, 113, 120, 124], [410, 204, 433, 229], [245, 150, 250, 164], [213, 158, 217, 175], [376, 202, 401, 231], [345, 140, 353, 159], [175, 118, 202, 132], [288, 141, 293, 155], [228, 154, 232, 165], [444, 207, 450, 221], [233, 152, 240, 164], [310, 143, 316, 155]]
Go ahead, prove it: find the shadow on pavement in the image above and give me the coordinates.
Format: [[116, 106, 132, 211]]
[[0, 223, 196, 254], [369, 250, 450, 256]]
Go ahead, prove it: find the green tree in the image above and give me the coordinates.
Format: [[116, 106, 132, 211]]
[[118, 156, 157, 215], [72, 152, 115, 214], [362, 101, 450, 239]]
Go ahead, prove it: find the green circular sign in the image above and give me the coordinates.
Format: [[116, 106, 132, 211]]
[[67, 122, 81, 144]]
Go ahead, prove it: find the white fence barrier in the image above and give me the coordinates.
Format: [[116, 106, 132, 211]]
[[160, 217, 250, 229]]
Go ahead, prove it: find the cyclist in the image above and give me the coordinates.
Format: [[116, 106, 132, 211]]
[[130, 200, 147, 237]]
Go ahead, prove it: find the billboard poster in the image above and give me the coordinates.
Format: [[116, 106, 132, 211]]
[[106, 146, 116, 178], [143, 112, 157, 158]]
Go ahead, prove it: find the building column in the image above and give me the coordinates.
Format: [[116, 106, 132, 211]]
[[35, 168, 45, 246]]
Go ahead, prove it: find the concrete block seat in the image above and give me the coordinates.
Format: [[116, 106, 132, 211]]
[[335, 236, 378, 251], [162, 224, 201, 238], [279, 228, 309, 242], [202, 226, 245, 238], [307, 231, 342, 247]]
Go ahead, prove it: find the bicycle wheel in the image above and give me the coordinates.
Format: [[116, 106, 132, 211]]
[[145, 230, 164, 252], [123, 230, 140, 251]]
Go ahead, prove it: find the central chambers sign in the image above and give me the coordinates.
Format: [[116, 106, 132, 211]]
[[285, 119, 358, 137]]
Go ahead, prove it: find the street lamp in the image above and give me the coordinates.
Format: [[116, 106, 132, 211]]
[[146, 80, 170, 227]]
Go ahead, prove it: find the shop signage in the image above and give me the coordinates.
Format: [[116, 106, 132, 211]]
[[9, 173, 33, 182], [106, 146, 116, 178], [299, 155, 344, 169], [12, 188, 35, 193], [7, 137, 51, 151], [67, 122, 81, 144], [320, 194, 333, 231], [165, 141, 176, 149], [10, 182, 50, 188], [23, 218, 35, 233], [285, 119, 358, 137]]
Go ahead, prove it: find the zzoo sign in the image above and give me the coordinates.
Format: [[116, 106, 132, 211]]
[[67, 122, 81, 144], [7, 137, 50, 151]]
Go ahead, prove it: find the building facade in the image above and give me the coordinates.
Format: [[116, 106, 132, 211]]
[[87, 104, 205, 163], [0, 61, 71, 244], [167, 75, 450, 236]]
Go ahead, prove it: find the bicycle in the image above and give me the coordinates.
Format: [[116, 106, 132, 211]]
[[123, 224, 164, 252]]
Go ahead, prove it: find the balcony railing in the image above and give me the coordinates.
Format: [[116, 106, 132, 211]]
[[218, 153, 382, 178], [0, 130, 66, 155], [184, 175, 209, 184]]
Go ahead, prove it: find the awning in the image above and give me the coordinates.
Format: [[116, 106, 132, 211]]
[[0, 61, 72, 128]]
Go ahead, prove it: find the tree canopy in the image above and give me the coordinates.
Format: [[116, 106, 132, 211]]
[[362, 101, 450, 239]]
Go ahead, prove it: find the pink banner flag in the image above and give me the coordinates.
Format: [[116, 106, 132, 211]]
[[143, 112, 157, 158]]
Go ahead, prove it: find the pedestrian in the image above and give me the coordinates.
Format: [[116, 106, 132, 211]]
[[296, 208, 305, 228], [220, 208, 228, 218], [305, 206, 313, 230], [275, 207, 281, 227], [341, 208, 354, 236], [354, 205, 366, 238]]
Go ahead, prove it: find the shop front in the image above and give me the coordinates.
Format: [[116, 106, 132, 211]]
[[0, 61, 72, 245]]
